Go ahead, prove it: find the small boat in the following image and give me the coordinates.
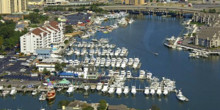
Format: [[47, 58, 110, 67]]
[[67, 85, 74, 94], [96, 82, 103, 91], [156, 87, 162, 96], [84, 85, 90, 91], [131, 86, 136, 95], [123, 86, 129, 95], [116, 86, 122, 96], [108, 85, 115, 94], [39, 92, 46, 101], [101, 83, 109, 93], [163, 87, 169, 96], [57, 88, 62, 92], [139, 70, 145, 79], [176, 90, 189, 102], [150, 88, 155, 95], [0, 86, 3, 90], [2, 90, 9, 97], [144, 87, 150, 95], [46, 89, 56, 100], [126, 71, 132, 78], [32, 89, 38, 96], [10, 87, 17, 95]]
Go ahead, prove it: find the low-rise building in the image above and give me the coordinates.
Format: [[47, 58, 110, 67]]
[[28, 0, 45, 5], [3, 15, 24, 22], [194, 27, 220, 48], [20, 21, 64, 54]]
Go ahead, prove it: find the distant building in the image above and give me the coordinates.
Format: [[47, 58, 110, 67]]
[[3, 15, 24, 22], [194, 27, 220, 48], [0, 0, 27, 14], [121, 0, 145, 5], [20, 21, 64, 54], [28, 0, 45, 5], [15, 20, 29, 32], [46, 0, 68, 4], [192, 13, 218, 25]]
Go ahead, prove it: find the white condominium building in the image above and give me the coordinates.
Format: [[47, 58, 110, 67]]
[[20, 21, 64, 54]]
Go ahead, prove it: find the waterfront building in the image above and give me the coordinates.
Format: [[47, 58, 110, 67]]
[[121, 0, 145, 5], [28, 0, 45, 5], [192, 13, 218, 25], [20, 21, 64, 54], [194, 27, 220, 48], [0, 0, 27, 14], [36, 63, 56, 72]]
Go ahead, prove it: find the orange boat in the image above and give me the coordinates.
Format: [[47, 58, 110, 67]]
[[46, 89, 56, 100]]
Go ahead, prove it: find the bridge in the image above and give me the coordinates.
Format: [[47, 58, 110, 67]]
[[100, 5, 203, 15]]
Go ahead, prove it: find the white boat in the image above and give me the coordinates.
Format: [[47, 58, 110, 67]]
[[111, 58, 116, 67], [10, 87, 17, 95], [139, 70, 145, 79], [176, 90, 189, 102], [123, 86, 129, 95], [131, 86, 137, 95], [133, 58, 140, 69], [39, 92, 46, 101], [128, 58, 133, 66], [163, 87, 169, 96], [150, 88, 155, 95], [2, 90, 9, 97], [32, 89, 38, 96], [0, 86, 3, 90], [116, 87, 123, 96], [146, 72, 152, 80], [108, 85, 115, 94], [101, 83, 109, 93], [67, 85, 74, 94], [84, 85, 90, 91], [126, 71, 132, 78], [129, 18, 134, 24], [96, 82, 103, 91], [144, 87, 150, 95], [156, 87, 162, 96]]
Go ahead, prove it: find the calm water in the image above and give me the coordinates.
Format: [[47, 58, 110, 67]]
[[1, 16, 220, 110]]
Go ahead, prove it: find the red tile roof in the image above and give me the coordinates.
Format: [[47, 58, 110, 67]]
[[32, 28, 43, 36], [31, 21, 60, 36], [49, 21, 59, 30]]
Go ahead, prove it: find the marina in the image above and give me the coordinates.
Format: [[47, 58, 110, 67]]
[[0, 14, 220, 110]]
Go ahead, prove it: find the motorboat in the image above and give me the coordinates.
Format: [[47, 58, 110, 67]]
[[176, 90, 189, 102], [84, 85, 90, 91], [163, 87, 169, 96], [133, 58, 140, 69], [146, 72, 153, 80], [96, 82, 103, 91], [108, 85, 115, 94], [156, 87, 162, 96], [131, 86, 137, 95], [32, 89, 38, 96], [128, 58, 133, 66], [10, 87, 17, 95], [39, 92, 46, 101], [101, 83, 109, 93], [123, 86, 129, 95], [116, 86, 123, 96], [144, 87, 150, 95], [139, 70, 145, 79], [0, 86, 3, 90], [46, 89, 56, 100], [150, 88, 155, 95], [2, 90, 9, 97], [126, 71, 132, 78], [67, 85, 74, 94]]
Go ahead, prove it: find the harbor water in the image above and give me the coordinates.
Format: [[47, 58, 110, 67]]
[[1, 15, 220, 110]]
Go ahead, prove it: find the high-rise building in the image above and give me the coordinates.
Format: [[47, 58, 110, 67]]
[[0, 0, 27, 14]]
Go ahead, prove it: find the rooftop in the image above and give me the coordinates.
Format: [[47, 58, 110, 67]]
[[197, 27, 220, 39]]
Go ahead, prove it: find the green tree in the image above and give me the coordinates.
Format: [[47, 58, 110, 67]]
[[55, 62, 65, 72], [0, 36, 3, 48], [58, 100, 71, 108], [65, 25, 74, 33], [64, 40, 69, 45], [83, 106, 94, 110], [33, 9, 40, 13], [151, 105, 160, 110], [43, 68, 50, 75], [98, 100, 107, 110]]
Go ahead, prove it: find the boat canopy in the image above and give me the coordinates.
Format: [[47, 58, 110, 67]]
[[58, 78, 70, 85]]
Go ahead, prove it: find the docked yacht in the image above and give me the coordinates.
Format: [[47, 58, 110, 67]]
[[129, 18, 134, 24], [163, 87, 169, 96], [0, 86, 3, 90], [10, 87, 17, 95], [39, 92, 46, 101], [139, 70, 145, 79], [32, 89, 38, 96], [146, 72, 153, 80], [2, 90, 9, 97], [101, 83, 109, 93], [96, 82, 103, 91], [111, 58, 116, 67], [108, 85, 115, 94], [144, 87, 150, 95], [126, 71, 132, 78], [116, 86, 123, 96], [84, 85, 90, 91], [176, 90, 189, 102], [133, 58, 140, 69], [131, 86, 137, 95], [150, 88, 155, 95], [128, 58, 133, 66], [67, 85, 74, 94], [123, 86, 129, 95], [156, 87, 162, 96]]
